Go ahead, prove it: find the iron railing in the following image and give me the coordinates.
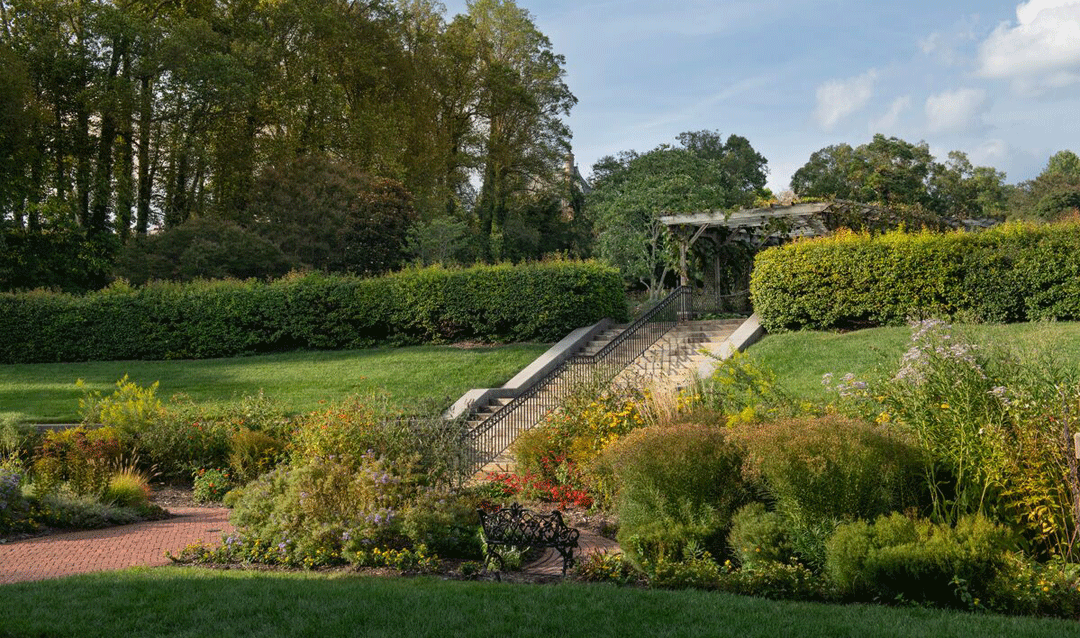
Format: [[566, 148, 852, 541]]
[[463, 286, 691, 477]]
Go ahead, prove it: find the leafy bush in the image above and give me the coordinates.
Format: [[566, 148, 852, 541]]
[[730, 415, 925, 525], [880, 319, 1080, 557], [696, 350, 799, 425], [0, 262, 627, 363], [32, 426, 123, 497], [113, 217, 293, 285], [824, 513, 1015, 606], [228, 428, 287, 484], [400, 489, 483, 559], [101, 466, 153, 508], [728, 502, 793, 568], [715, 559, 823, 601], [228, 453, 423, 566], [290, 395, 469, 486], [646, 553, 723, 590], [573, 551, 638, 585], [32, 491, 166, 529], [0, 467, 28, 534], [601, 423, 751, 567], [984, 555, 1080, 617], [751, 220, 1080, 331], [192, 468, 233, 504]]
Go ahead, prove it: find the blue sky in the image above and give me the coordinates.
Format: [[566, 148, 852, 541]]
[[441, 0, 1080, 192]]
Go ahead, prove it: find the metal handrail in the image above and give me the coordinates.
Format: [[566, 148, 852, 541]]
[[462, 286, 691, 478]]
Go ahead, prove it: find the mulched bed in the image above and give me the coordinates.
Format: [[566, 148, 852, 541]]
[[151, 483, 226, 509]]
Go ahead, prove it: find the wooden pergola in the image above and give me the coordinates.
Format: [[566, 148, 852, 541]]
[[660, 202, 831, 287]]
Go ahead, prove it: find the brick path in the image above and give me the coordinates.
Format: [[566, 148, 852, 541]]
[[522, 529, 620, 577], [0, 505, 613, 584], [0, 507, 233, 584]]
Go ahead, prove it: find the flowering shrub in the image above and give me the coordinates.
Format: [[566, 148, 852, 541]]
[[289, 394, 400, 469], [485, 460, 594, 510], [697, 351, 799, 425], [513, 388, 646, 476], [573, 551, 637, 585], [192, 468, 233, 504], [32, 426, 123, 497], [228, 451, 422, 565], [400, 489, 483, 558], [882, 319, 1080, 557]]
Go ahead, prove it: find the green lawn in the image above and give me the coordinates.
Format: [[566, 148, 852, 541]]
[[0, 344, 549, 423], [745, 321, 1080, 402], [0, 568, 1074, 637]]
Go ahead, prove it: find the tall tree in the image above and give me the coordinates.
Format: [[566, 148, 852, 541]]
[[588, 131, 769, 296], [467, 0, 575, 259], [791, 134, 1006, 218]]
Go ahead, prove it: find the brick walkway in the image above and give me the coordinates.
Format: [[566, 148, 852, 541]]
[[522, 529, 620, 577], [0, 507, 233, 584], [0, 505, 614, 584]]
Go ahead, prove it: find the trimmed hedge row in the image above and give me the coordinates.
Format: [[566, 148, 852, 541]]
[[750, 220, 1080, 332], [0, 262, 628, 363]]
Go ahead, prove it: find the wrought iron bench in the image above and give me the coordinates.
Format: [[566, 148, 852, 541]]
[[478, 502, 580, 576]]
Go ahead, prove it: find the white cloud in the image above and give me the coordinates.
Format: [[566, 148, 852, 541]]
[[814, 70, 878, 131], [978, 0, 1080, 87], [969, 139, 1010, 167], [870, 96, 912, 133], [925, 88, 988, 133]]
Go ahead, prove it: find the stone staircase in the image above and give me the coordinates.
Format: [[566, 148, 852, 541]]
[[467, 324, 629, 477], [467, 318, 748, 479], [612, 319, 745, 393]]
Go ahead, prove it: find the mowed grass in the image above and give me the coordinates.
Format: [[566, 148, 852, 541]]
[[0, 344, 549, 423], [746, 321, 1080, 402], [1, 568, 1076, 638]]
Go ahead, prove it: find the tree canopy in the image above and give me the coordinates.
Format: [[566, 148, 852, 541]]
[[0, 0, 583, 290], [790, 134, 1008, 219], [587, 131, 769, 295]]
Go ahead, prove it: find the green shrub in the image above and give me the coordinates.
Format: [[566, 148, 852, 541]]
[[0, 419, 42, 463], [730, 415, 924, 525], [192, 468, 233, 504], [101, 466, 153, 508], [824, 513, 1015, 606], [751, 220, 1080, 331], [646, 553, 723, 590], [228, 453, 423, 566], [0, 262, 627, 364], [601, 423, 751, 567], [984, 555, 1080, 617], [128, 405, 232, 481], [716, 560, 823, 601], [32, 426, 123, 497], [399, 489, 482, 559], [228, 428, 286, 484], [728, 502, 793, 568], [0, 467, 29, 534], [573, 551, 638, 585], [77, 377, 234, 481], [727, 416, 925, 569], [33, 491, 166, 529], [290, 395, 470, 486]]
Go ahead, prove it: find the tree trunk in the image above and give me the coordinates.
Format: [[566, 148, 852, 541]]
[[136, 74, 153, 235], [90, 36, 124, 237], [115, 47, 134, 240]]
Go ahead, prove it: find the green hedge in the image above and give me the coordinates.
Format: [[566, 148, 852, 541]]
[[750, 220, 1080, 331], [0, 262, 627, 363]]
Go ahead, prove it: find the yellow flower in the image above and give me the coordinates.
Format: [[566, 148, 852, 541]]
[[940, 403, 949, 410]]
